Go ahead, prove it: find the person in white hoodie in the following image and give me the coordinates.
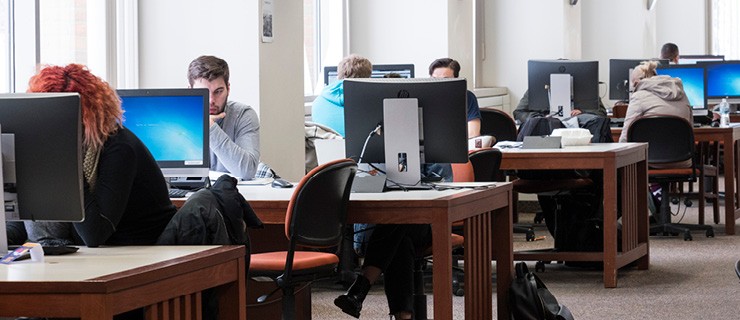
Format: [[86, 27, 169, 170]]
[[619, 60, 692, 145], [619, 60, 693, 216]]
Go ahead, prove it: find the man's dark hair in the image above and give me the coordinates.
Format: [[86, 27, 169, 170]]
[[188, 55, 230, 86], [660, 43, 679, 61], [428, 58, 461, 77]]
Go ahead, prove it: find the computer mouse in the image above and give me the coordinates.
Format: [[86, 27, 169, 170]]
[[271, 178, 294, 188]]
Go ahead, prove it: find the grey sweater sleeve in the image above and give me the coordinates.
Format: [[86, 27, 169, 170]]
[[209, 101, 261, 179]]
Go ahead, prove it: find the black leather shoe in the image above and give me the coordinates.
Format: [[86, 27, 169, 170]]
[[334, 275, 371, 318]]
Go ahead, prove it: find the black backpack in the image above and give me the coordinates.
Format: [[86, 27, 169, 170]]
[[510, 262, 575, 320]]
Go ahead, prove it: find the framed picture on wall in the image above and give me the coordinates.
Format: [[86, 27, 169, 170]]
[[262, 0, 274, 43]]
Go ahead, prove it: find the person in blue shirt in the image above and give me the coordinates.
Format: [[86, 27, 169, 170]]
[[311, 54, 372, 137], [421, 58, 483, 180], [428, 57, 482, 137]]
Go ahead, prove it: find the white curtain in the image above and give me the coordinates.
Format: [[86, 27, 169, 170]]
[[711, 0, 740, 59]]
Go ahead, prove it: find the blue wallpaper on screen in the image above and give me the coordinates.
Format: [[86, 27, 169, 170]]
[[706, 63, 740, 98], [656, 67, 705, 108], [120, 95, 204, 162]]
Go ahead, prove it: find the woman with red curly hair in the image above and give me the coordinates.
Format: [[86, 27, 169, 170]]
[[23, 64, 176, 247]]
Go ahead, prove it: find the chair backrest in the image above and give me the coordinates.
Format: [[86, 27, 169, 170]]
[[451, 161, 475, 182], [612, 103, 628, 118], [468, 148, 503, 182], [627, 115, 695, 165], [285, 158, 357, 248], [516, 117, 565, 141], [480, 108, 518, 142]]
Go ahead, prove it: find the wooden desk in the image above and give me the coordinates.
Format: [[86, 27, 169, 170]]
[[500, 143, 650, 288], [177, 184, 514, 320], [612, 126, 740, 235], [0, 245, 246, 320]]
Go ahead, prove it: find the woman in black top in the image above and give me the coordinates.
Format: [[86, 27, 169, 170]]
[[22, 64, 176, 247]]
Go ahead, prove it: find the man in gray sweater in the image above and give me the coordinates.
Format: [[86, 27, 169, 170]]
[[188, 55, 260, 179]]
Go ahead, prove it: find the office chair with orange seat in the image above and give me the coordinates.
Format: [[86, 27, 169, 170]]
[[249, 159, 357, 319], [627, 115, 714, 240], [411, 158, 476, 309]]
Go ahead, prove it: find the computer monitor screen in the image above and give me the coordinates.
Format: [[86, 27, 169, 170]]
[[704, 61, 740, 103], [678, 55, 725, 65], [343, 78, 468, 165], [655, 64, 706, 109], [118, 88, 210, 177], [609, 59, 669, 101], [324, 64, 415, 85], [528, 60, 599, 115], [0, 93, 84, 222]]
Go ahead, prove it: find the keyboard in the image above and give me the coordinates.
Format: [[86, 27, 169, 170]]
[[168, 188, 190, 198]]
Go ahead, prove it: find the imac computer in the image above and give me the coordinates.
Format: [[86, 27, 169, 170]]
[[528, 60, 599, 118], [0, 93, 85, 252], [118, 88, 210, 180], [324, 64, 415, 85], [656, 64, 708, 118], [343, 78, 468, 188], [703, 61, 740, 106], [678, 54, 725, 65], [609, 59, 669, 101]]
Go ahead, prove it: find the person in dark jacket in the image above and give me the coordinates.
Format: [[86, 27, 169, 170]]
[[21, 64, 176, 247]]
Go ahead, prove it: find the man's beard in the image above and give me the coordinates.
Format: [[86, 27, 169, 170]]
[[212, 93, 229, 115]]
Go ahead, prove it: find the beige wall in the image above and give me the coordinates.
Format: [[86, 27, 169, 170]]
[[477, 0, 709, 112], [136, 1, 712, 180], [138, 0, 305, 180]]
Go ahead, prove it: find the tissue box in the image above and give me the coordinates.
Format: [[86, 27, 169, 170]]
[[551, 128, 592, 146]]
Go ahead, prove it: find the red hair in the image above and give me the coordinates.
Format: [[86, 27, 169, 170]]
[[27, 64, 122, 150]]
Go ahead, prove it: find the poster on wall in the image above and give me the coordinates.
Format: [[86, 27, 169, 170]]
[[262, 0, 274, 43]]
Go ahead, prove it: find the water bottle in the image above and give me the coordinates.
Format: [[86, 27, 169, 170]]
[[719, 98, 730, 127]]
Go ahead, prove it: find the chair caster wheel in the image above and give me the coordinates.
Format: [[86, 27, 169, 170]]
[[535, 261, 546, 272], [452, 279, 464, 297], [525, 229, 536, 242], [683, 232, 693, 241], [706, 229, 715, 238]]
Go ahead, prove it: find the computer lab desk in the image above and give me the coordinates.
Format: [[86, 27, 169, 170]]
[[0, 245, 246, 319], [499, 142, 650, 288], [612, 126, 740, 235], [174, 183, 515, 320]]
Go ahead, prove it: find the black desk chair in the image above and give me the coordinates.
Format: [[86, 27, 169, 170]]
[[249, 159, 357, 319], [627, 115, 714, 241], [468, 148, 536, 241], [479, 109, 538, 238], [480, 108, 518, 142]]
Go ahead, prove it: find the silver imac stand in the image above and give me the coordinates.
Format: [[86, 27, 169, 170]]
[[383, 98, 422, 186], [549, 73, 572, 118]]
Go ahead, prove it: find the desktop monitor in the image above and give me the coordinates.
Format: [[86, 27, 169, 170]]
[[703, 60, 740, 104], [527, 60, 599, 117], [0, 93, 84, 222], [655, 64, 706, 110], [324, 64, 415, 85], [343, 78, 468, 166], [678, 55, 725, 65], [609, 59, 669, 101], [118, 88, 210, 178]]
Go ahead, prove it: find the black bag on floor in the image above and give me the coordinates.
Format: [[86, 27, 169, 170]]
[[510, 262, 575, 320]]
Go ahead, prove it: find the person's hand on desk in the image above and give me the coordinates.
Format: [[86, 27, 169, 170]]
[[570, 109, 583, 116], [209, 112, 226, 127]]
